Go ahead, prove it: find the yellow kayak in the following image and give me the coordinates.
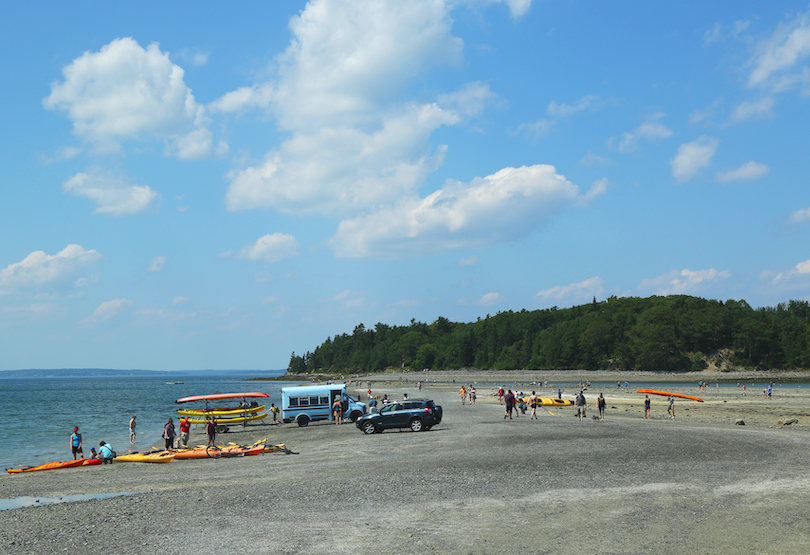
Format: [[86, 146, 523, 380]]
[[177, 405, 266, 417], [183, 412, 268, 425], [520, 396, 575, 407], [115, 451, 176, 463]]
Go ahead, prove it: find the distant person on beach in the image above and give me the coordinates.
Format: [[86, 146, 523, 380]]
[[98, 441, 114, 464], [644, 395, 651, 419], [470, 386, 476, 404], [271, 403, 279, 422], [179, 417, 191, 448], [70, 426, 83, 460], [768, 385, 772, 398], [557, 389, 562, 400], [498, 388, 504, 404], [667, 396, 675, 419], [129, 415, 137, 444], [743, 384, 746, 396], [460, 386, 467, 405], [576, 391, 586, 422], [597, 393, 606, 421], [332, 396, 343, 424], [369, 397, 378, 413], [504, 390, 515, 419], [163, 418, 176, 450], [206, 417, 216, 446], [528, 391, 539, 420]]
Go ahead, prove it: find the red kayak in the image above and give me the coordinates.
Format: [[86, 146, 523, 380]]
[[7, 458, 102, 474], [636, 389, 704, 402]]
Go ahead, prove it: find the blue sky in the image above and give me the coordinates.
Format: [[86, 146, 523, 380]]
[[2, 1, 810, 371]]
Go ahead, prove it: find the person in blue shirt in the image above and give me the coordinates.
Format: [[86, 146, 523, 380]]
[[98, 441, 114, 464], [70, 427, 83, 460]]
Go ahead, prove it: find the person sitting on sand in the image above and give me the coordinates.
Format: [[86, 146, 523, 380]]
[[98, 441, 114, 464]]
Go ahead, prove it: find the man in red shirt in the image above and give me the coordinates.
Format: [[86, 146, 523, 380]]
[[179, 417, 191, 448]]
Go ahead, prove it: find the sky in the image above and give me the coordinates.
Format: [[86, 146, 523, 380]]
[[1, 1, 810, 371]]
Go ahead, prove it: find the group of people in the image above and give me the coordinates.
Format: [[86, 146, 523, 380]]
[[69, 426, 115, 464], [458, 385, 477, 405]]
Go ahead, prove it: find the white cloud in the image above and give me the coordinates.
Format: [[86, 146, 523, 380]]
[[575, 178, 608, 207], [727, 97, 775, 124], [43, 37, 213, 158], [547, 94, 615, 117], [517, 119, 554, 138], [459, 255, 479, 266], [148, 256, 167, 272], [477, 292, 505, 306], [638, 268, 730, 295], [715, 161, 770, 183], [330, 164, 581, 258], [689, 97, 723, 125], [0, 245, 102, 293], [172, 296, 189, 305], [748, 10, 810, 90], [535, 276, 604, 304], [617, 113, 673, 153], [218, 1, 511, 217], [62, 167, 160, 216], [578, 151, 612, 166], [671, 136, 719, 182], [771, 260, 810, 283], [788, 206, 810, 224], [82, 298, 132, 326], [234, 233, 300, 263]]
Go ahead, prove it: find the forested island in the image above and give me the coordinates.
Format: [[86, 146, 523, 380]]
[[288, 295, 810, 374]]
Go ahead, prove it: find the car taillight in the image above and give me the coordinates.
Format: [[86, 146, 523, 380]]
[[424, 407, 432, 413]]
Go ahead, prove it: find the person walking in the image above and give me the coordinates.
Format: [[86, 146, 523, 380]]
[[459, 385, 467, 405], [179, 416, 191, 448], [575, 391, 587, 422], [528, 391, 539, 420], [498, 387, 504, 405], [470, 386, 476, 404], [129, 414, 137, 444], [332, 396, 343, 424], [667, 395, 675, 419], [504, 390, 515, 419], [597, 393, 606, 421], [271, 403, 279, 422], [163, 418, 176, 450], [644, 395, 651, 419], [69, 426, 83, 460]]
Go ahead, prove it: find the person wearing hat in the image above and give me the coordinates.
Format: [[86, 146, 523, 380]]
[[69, 426, 83, 460]]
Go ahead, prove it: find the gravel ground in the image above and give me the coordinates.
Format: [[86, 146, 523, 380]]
[[3, 373, 810, 554]]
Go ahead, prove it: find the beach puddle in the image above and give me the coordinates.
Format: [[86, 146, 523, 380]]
[[0, 491, 141, 511]]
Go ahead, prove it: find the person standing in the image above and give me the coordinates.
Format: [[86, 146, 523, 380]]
[[498, 387, 504, 405], [205, 417, 217, 447], [528, 391, 539, 420], [163, 418, 176, 450], [504, 390, 515, 419], [470, 386, 476, 404], [459, 385, 467, 405], [597, 393, 606, 421], [69, 426, 83, 460], [576, 391, 587, 422], [271, 403, 279, 422], [667, 395, 675, 419], [129, 414, 137, 444], [644, 395, 651, 419], [332, 396, 343, 424], [179, 416, 191, 448]]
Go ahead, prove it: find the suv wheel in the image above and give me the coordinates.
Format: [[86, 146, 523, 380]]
[[409, 418, 423, 432], [361, 421, 377, 434]]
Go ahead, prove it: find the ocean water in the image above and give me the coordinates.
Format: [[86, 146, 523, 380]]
[[0, 373, 303, 472]]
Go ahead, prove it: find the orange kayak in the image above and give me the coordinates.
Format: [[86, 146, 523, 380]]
[[7, 458, 101, 474], [636, 389, 704, 402], [172, 445, 265, 459]]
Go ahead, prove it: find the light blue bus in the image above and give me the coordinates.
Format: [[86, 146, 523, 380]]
[[281, 384, 366, 427]]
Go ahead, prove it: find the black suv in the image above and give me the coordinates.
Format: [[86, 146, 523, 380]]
[[355, 399, 442, 434]]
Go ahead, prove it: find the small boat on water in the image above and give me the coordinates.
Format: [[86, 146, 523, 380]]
[[166, 381, 184, 385]]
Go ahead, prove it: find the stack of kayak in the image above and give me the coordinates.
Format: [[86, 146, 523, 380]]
[[175, 392, 270, 431]]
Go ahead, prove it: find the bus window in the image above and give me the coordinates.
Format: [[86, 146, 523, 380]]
[[299, 397, 309, 406], [309, 396, 319, 405], [289, 397, 299, 407]]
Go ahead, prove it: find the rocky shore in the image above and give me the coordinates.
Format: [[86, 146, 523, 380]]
[[3, 372, 810, 554]]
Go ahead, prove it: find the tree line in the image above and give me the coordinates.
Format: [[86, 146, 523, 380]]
[[287, 295, 810, 374]]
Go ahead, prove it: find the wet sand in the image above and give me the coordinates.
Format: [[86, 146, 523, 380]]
[[3, 371, 810, 554]]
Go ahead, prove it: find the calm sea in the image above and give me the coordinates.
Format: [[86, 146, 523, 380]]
[[0, 373, 303, 471]]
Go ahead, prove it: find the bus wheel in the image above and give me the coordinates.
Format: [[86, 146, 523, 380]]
[[296, 415, 310, 427], [350, 410, 362, 422]]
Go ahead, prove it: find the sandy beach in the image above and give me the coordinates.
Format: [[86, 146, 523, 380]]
[[3, 371, 810, 554]]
